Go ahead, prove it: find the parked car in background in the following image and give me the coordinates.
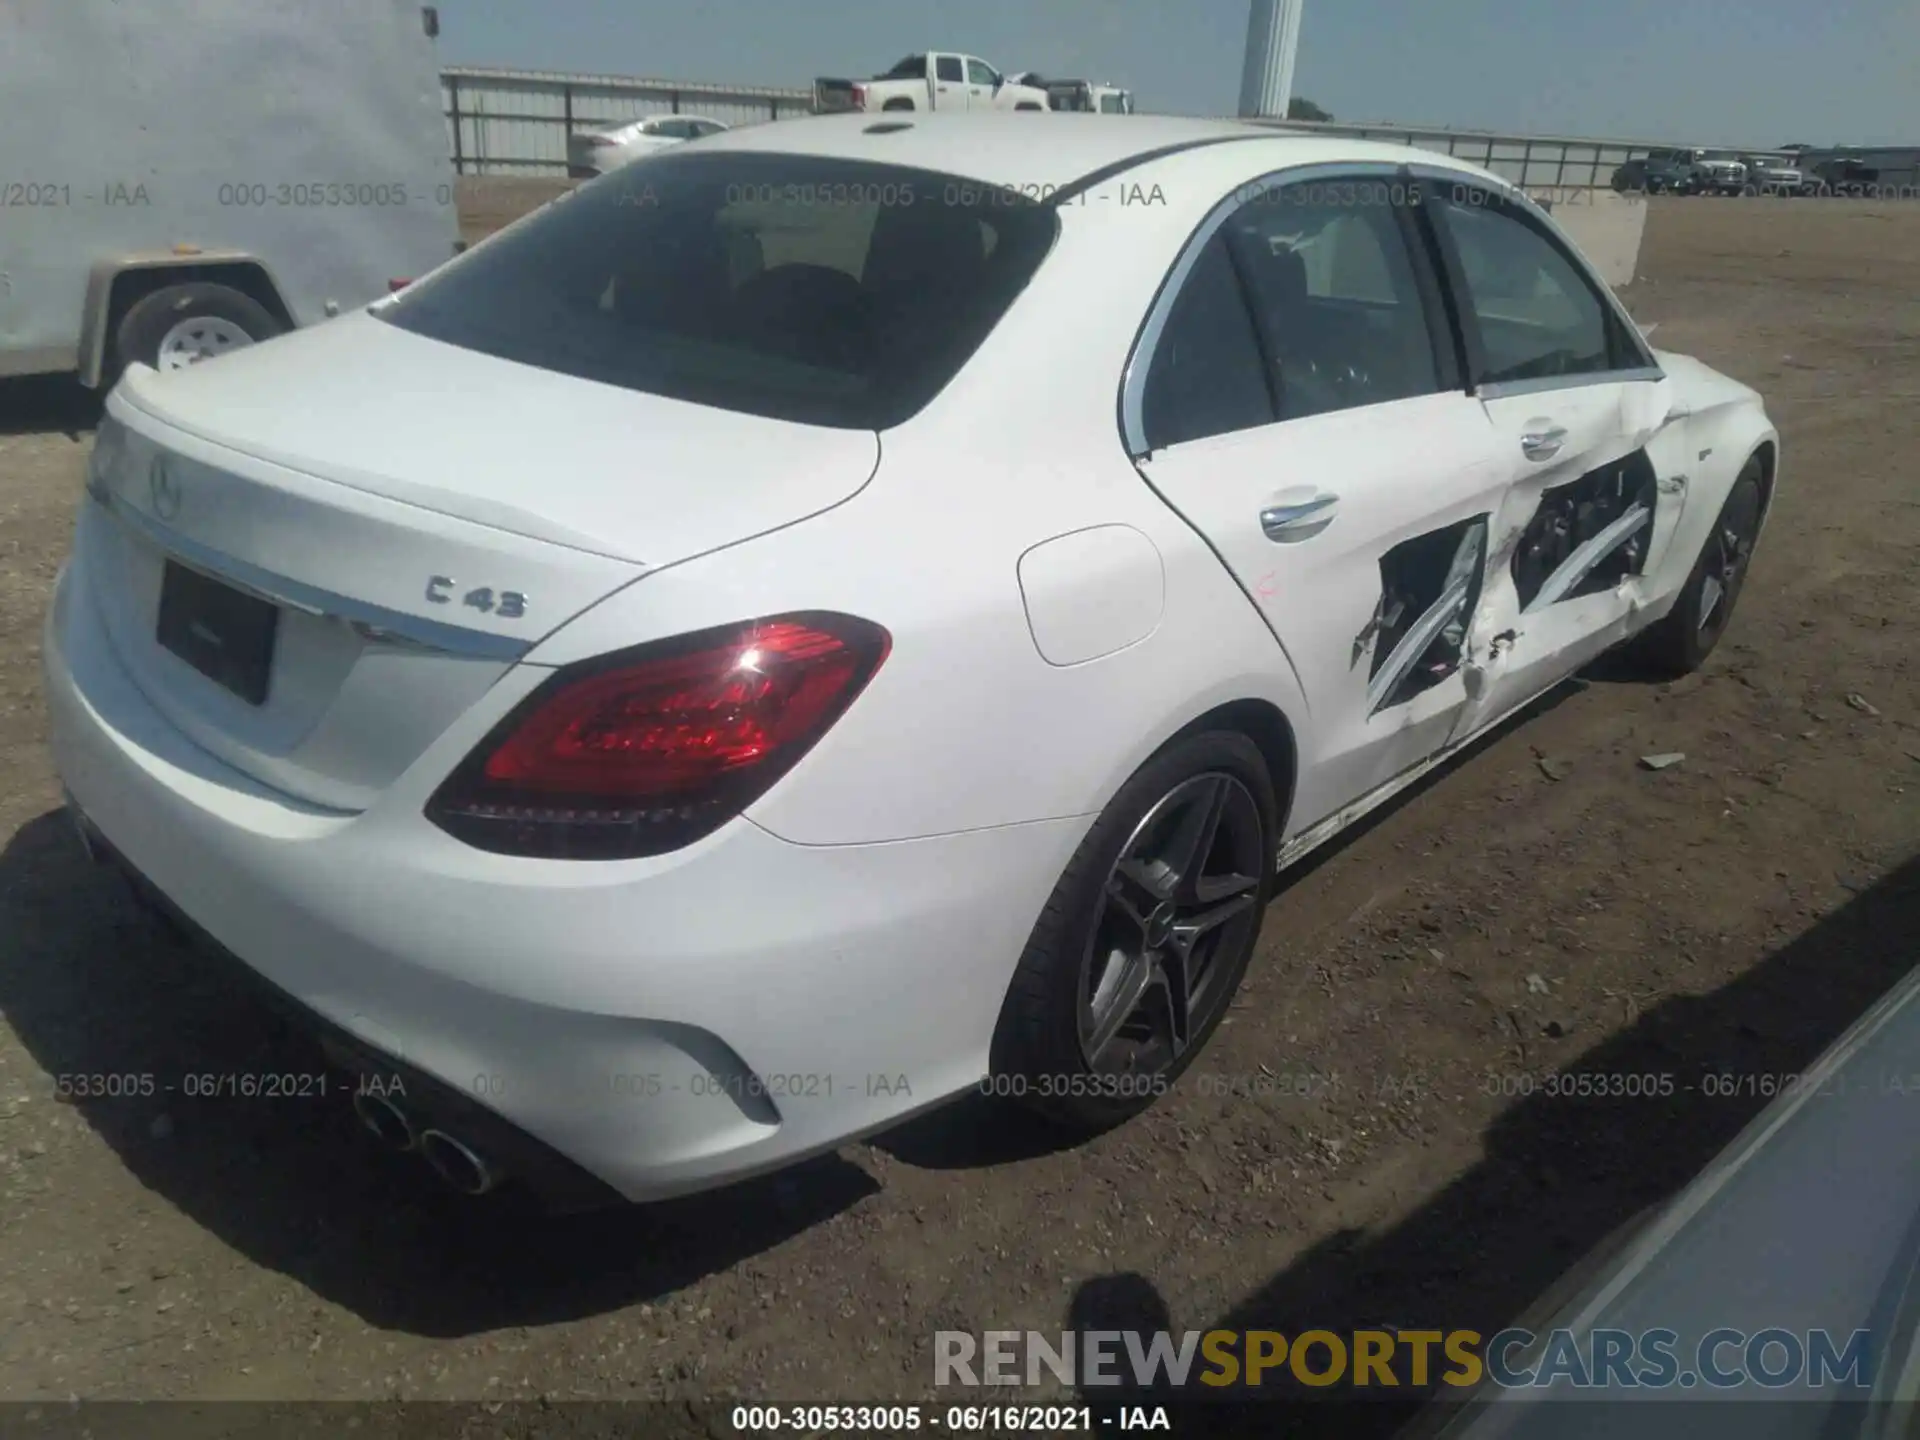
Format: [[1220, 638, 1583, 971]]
[[1689, 150, 1749, 195], [1740, 152, 1812, 195], [1409, 956, 1920, 1437], [47, 114, 1777, 1210], [1810, 155, 1882, 196], [566, 114, 728, 179], [1612, 148, 1703, 194], [0, 0, 457, 388], [813, 53, 1050, 113], [1009, 73, 1136, 113]]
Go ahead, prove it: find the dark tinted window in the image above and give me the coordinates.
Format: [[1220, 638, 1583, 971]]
[[1428, 190, 1625, 385], [379, 153, 1058, 430], [1140, 234, 1273, 450], [882, 55, 926, 78], [935, 55, 964, 82], [1222, 178, 1444, 421]]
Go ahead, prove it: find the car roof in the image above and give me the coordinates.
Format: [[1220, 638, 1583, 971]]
[[688, 111, 1498, 191]]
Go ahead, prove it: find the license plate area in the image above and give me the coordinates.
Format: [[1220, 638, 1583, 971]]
[[156, 560, 279, 706]]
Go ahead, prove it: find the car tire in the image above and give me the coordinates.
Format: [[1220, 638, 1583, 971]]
[[988, 730, 1278, 1134], [112, 282, 283, 384], [1625, 461, 1763, 678]]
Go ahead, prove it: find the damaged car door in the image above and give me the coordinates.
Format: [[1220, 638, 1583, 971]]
[[1126, 168, 1513, 835], [1412, 174, 1683, 743]]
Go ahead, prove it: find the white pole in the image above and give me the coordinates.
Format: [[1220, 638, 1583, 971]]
[[1237, 0, 1304, 119]]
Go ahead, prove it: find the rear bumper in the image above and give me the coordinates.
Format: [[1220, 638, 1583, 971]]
[[71, 811, 626, 1212], [43, 557, 1086, 1204]]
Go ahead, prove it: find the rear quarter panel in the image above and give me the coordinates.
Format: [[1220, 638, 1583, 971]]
[[522, 173, 1319, 845]]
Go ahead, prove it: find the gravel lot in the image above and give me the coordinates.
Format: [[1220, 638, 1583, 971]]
[[1, 194, 1917, 1434]]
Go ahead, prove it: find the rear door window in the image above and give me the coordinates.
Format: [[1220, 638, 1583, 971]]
[[1221, 179, 1447, 421], [1139, 233, 1274, 450], [378, 153, 1059, 430]]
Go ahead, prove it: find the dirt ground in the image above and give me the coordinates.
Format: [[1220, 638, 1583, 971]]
[[1, 195, 1917, 1435]]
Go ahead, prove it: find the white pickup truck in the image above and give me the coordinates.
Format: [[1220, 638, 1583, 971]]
[[813, 53, 1051, 114], [1009, 74, 1136, 114]]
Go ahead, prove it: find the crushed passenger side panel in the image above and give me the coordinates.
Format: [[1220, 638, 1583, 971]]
[[1365, 515, 1490, 714], [1512, 450, 1659, 613]]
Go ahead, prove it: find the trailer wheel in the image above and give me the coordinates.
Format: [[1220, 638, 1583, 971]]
[[113, 283, 284, 381]]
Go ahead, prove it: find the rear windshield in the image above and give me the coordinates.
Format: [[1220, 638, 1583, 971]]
[[880, 55, 926, 79], [378, 152, 1059, 430]]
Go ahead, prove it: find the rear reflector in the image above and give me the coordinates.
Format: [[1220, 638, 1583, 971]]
[[427, 612, 891, 859]]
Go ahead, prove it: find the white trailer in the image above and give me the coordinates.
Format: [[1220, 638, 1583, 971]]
[[0, 0, 459, 388]]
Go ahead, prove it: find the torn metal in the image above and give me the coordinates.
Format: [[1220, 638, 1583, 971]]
[[1511, 450, 1660, 613], [1367, 516, 1489, 715]]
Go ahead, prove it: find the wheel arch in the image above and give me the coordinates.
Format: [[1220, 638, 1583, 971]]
[[1750, 436, 1779, 522], [79, 255, 295, 387], [1160, 697, 1299, 845]]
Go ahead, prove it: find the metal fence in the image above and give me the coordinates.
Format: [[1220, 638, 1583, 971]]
[[438, 65, 1916, 192], [1242, 117, 1659, 190], [442, 66, 811, 173]]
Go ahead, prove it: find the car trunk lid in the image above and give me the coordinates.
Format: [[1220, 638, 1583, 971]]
[[83, 328, 879, 811]]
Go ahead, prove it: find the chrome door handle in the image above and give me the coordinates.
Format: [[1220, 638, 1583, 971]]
[[1521, 426, 1568, 461], [1260, 492, 1339, 540]]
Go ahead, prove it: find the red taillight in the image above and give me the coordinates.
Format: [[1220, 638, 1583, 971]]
[[851, 84, 867, 110], [586, 134, 620, 147], [388, 278, 413, 292], [427, 612, 890, 859]]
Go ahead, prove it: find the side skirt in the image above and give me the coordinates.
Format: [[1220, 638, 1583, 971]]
[[1274, 671, 1576, 876]]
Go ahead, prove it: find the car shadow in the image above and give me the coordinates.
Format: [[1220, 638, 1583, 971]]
[[1059, 852, 1920, 1437], [0, 374, 104, 437], [0, 808, 879, 1337]]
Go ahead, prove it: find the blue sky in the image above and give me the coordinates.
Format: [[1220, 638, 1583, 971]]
[[435, 0, 1913, 146]]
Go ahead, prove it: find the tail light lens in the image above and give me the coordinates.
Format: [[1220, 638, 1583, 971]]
[[851, 84, 867, 110], [388, 278, 413, 292], [587, 134, 620, 148], [427, 612, 890, 859]]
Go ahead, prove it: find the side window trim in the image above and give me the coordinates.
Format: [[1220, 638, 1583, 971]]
[[1408, 164, 1663, 398], [1387, 166, 1464, 395], [1219, 233, 1285, 422], [1119, 159, 1408, 458], [1408, 174, 1488, 391]]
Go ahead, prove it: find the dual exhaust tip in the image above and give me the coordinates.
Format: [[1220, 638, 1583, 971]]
[[351, 1090, 499, 1196]]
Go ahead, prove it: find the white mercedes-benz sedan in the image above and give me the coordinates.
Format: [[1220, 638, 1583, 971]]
[[565, 113, 729, 179], [44, 114, 1777, 1208]]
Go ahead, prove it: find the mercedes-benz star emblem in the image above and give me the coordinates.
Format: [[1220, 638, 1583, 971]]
[[149, 455, 181, 522]]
